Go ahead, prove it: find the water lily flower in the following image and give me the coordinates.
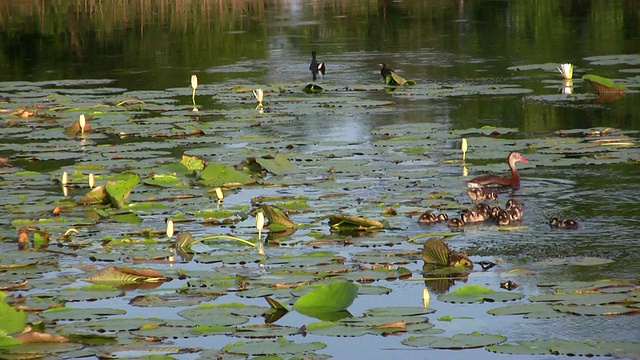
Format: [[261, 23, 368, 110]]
[[423, 288, 431, 308], [61, 171, 69, 186], [78, 114, 86, 134], [165, 218, 174, 238], [557, 63, 573, 80], [253, 88, 264, 108], [88, 173, 95, 189], [256, 211, 265, 255], [215, 187, 224, 203], [461, 138, 468, 162], [191, 74, 198, 90], [191, 75, 198, 111]]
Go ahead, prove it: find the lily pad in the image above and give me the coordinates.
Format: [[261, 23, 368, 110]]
[[222, 337, 326, 356], [439, 285, 524, 303], [402, 332, 506, 349]]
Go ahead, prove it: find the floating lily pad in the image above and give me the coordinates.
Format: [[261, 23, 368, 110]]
[[488, 303, 567, 318], [402, 332, 506, 349], [439, 285, 524, 303], [222, 338, 327, 356]]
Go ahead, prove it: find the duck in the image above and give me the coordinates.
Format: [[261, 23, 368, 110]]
[[418, 211, 438, 224], [549, 217, 579, 229], [473, 203, 492, 217], [379, 63, 394, 82], [418, 211, 449, 224], [461, 210, 489, 223], [448, 218, 466, 228], [467, 152, 529, 189], [379, 63, 411, 86], [496, 210, 512, 226], [467, 188, 498, 202], [309, 51, 326, 81], [490, 206, 502, 220], [505, 199, 523, 221]]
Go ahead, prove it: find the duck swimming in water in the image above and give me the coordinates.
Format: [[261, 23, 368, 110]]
[[549, 217, 579, 229], [467, 152, 528, 189]]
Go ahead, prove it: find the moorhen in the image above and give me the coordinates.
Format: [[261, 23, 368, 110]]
[[309, 51, 326, 81]]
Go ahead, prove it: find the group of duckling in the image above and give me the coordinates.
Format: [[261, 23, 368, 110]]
[[417, 187, 579, 229], [447, 198, 524, 228]]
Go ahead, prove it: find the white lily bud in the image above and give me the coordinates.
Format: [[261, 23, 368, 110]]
[[461, 138, 468, 162], [215, 187, 224, 202], [78, 114, 86, 134], [256, 211, 265, 232], [88, 173, 95, 189], [166, 218, 174, 238], [423, 288, 431, 308], [191, 75, 198, 90], [253, 89, 264, 106], [61, 171, 69, 186], [557, 63, 573, 80]]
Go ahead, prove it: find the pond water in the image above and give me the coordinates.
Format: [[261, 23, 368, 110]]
[[1, 1, 639, 359]]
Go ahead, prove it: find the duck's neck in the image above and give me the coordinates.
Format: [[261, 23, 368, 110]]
[[508, 160, 520, 186]]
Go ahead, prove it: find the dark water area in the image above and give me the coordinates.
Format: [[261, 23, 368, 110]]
[[1, 1, 640, 359], [2, 0, 639, 133]]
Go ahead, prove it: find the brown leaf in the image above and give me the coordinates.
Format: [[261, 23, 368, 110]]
[[16, 332, 69, 343]]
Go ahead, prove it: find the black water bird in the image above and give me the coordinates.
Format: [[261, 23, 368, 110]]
[[309, 51, 326, 81], [379, 63, 411, 86]]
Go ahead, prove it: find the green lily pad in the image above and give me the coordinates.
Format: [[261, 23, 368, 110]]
[[200, 162, 254, 187], [294, 282, 359, 313], [222, 337, 327, 356], [39, 307, 126, 321], [439, 285, 524, 303], [488, 303, 567, 318], [254, 153, 297, 175], [402, 332, 506, 349]]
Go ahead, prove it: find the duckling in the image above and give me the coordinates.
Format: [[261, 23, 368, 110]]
[[505, 199, 523, 221], [549, 217, 579, 229], [461, 210, 489, 223], [496, 210, 511, 226], [490, 206, 501, 220], [507, 208, 523, 221], [505, 199, 522, 212], [448, 218, 466, 227], [436, 213, 449, 222], [418, 211, 438, 224], [467, 188, 498, 202], [473, 203, 492, 217]]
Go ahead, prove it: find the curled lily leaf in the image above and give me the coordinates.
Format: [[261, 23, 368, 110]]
[[557, 63, 573, 80]]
